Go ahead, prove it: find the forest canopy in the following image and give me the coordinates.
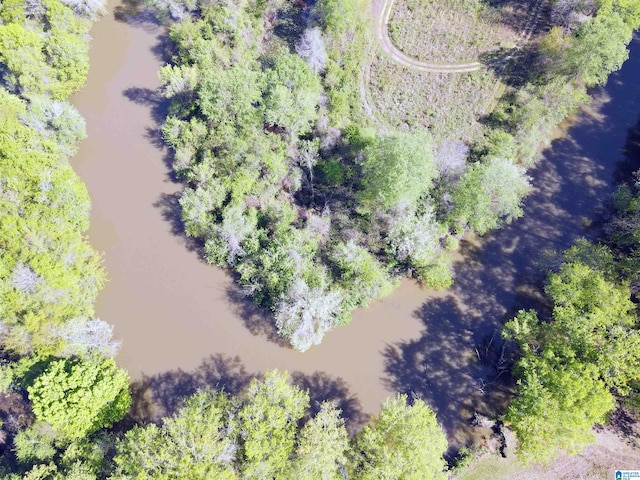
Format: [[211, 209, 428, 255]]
[[153, 0, 535, 351]]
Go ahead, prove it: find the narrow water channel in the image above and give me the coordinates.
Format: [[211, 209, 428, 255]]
[[70, 2, 640, 445]]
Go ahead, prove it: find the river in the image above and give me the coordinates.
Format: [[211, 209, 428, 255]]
[[70, 2, 640, 445]]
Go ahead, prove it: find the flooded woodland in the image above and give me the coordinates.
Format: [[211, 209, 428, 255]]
[[70, 1, 640, 448]]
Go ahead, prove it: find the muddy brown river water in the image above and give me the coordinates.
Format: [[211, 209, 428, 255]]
[[70, 2, 640, 446]]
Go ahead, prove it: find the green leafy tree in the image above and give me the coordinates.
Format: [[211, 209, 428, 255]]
[[451, 156, 530, 235], [386, 205, 452, 287], [565, 13, 632, 87], [239, 370, 309, 479], [263, 50, 322, 140], [332, 240, 395, 310], [504, 261, 640, 462], [358, 131, 436, 211], [27, 358, 130, 441], [112, 391, 238, 479], [350, 395, 448, 480], [504, 356, 615, 464], [291, 402, 349, 480]]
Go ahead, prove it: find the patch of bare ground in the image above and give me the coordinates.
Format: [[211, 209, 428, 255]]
[[389, 0, 528, 64], [454, 406, 640, 479]]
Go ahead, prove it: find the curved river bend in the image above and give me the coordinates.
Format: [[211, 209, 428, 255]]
[[71, 3, 640, 445]]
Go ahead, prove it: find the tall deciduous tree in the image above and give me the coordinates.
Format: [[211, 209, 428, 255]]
[[452, 156, 530, 235], [358, 131, 436, 211], [239, 370, 309, 479], [351, 395, 448, 480], [292, 402, 349, 480], [565, 13, 632, 87], [27, 358, 130, 441], [112, 391, 238, 479], [504, 261, 640, 462]]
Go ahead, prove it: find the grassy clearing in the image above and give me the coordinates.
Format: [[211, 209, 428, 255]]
[[388, 0, 529, 63], [367, 52, 499, 142]]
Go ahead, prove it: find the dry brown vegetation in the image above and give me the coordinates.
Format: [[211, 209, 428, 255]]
[[367, 52, 499, 141], [388, 0, 530, 63], [454, 421, 640, 480], [366, 0, 545, 143]]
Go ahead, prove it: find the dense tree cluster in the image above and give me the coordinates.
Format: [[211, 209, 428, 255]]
[[154, 0, 533, 351], [111, 371, 448, 480], [504, 172, 640, 463], [0, 1, 130, 478], [484, 0, 637, 165], [1, 0, 637, 476]]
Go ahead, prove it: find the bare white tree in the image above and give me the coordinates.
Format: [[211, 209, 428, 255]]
[[296, 27, 327, 74], [306, 210, 331, 243], [216, 206, 255, 265], [59, 0, 106, 19], [275, 279, 342, 352], [24, 0, 45, 18], [387, 204, 442, 264], [10, 264, 40, 294], [434, 139, 468, 178], [52, 317, 121, 358]]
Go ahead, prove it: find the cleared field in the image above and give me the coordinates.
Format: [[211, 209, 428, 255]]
[[388, 0, 529, 63], [366, 51, 499, 141], [454, 424, 640, 480]]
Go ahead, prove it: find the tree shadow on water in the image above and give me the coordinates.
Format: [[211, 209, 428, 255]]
[[383, 37, 640, 456], [152, 192, 203, 253], [125, 354, 257, 426], [122, 354, 368, 437], [122, 87, 168, 126], [113, 0, 162, 31], [225, 283, 291, 348], [382, 296, 515, 454]]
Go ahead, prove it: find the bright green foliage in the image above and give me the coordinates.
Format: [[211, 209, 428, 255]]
[[505, 359, 615, 464], [263, 50, 322, 139], [351, 394, 448, 480], [0, 91, 105, 357], [0, 0, 104, 360], [151, 0, 456, 350], [14, 423, 58, 463], [291, 402, 349, 480], [108, 371, 449, 478], [0, 24, 49, 95], [504, 261, 640, 462], [239, 370, 309, 479], [332, 240, 395, 310], [545, 263, 640, 393], [0, 90, 104, 356], [359, 131, 436, 211], [27, 358, 130, 441], [112, 391, 238, 479], [0, 0, 93, 98], [451, 156, 530, 234], [316, 0, 371, 127], [565, 13, 632, 87], [600, 0, 640, 28]]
